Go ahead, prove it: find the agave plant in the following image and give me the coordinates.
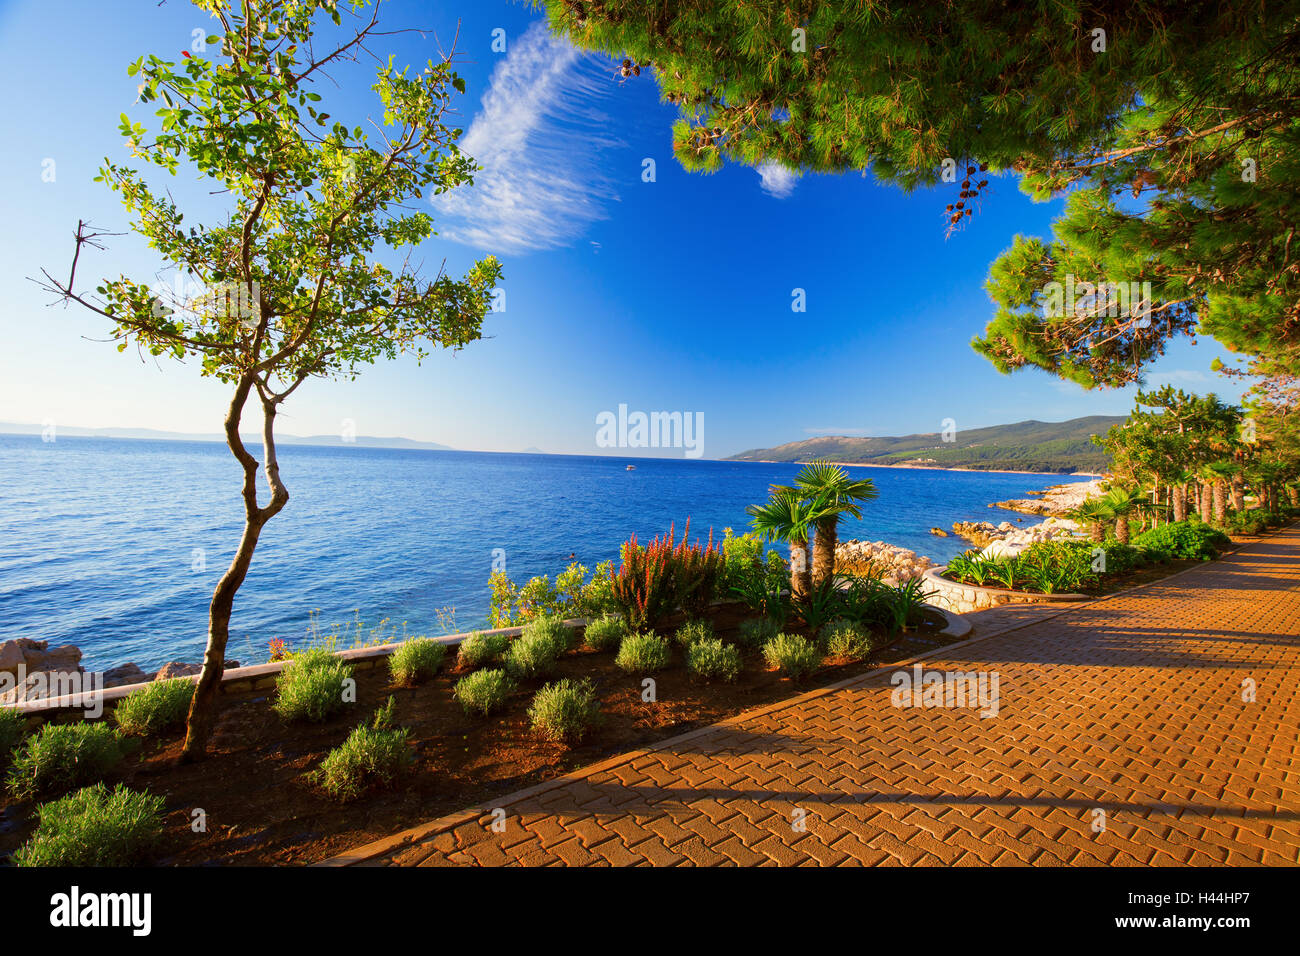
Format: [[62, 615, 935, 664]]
[[791, 461, 879, 587]]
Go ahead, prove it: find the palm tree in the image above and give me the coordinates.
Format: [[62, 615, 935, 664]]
[[792, 460, 879, 587], [746, 487, 826, 601], [1099, 486, 1145, 544], [1203, 460, 1237, 525], [1069, 498, 1111, 543]]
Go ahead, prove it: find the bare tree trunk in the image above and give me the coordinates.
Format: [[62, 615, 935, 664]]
[[1231, 472, 1245, 512], [182, 375, 290, 762], [811, 519, 838, 588], [1172, 484, 1187, 522]]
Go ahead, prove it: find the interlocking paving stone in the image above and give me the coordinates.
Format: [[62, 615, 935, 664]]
[[327, 526, 1300, 867]]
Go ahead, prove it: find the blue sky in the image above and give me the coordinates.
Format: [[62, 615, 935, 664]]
[[0, 0, 1231, 459]]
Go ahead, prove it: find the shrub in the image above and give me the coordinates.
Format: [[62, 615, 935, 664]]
[[614, 633, 671, 673], [523, 613, 576, 651], [675, 619, 715, 649], [12, 784, 165, 867], [454, 669, 516, 717], [737, 616, 781, 648], [308, 699, 412, 802], [583, 614, 627, 652], [1096, 541, 1146, 575], [388, 638, 447, 686], [457, 631, 510, 669], [488, 560, 619, 627], [6, 723, 125, 801], [822, 620, 875, 662], [1018, 541, 1099, 593], [505, 627, 567, 680], [1132, 521, 1233, 560], [0, 708, 27, 765], [762, 634, 822, 679], [686, 639, 742, 682], [272, 648, 355, 723], [112, 678, 195, 737], [527, 679, 602, 743], [611, 519, 724, 628], [883, 579, 935, 632]]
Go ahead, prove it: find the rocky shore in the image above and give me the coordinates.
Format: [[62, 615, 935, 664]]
[[834, 539, 935, 584], [0, 639, 226, 705], [991, 477, 1106, 516]]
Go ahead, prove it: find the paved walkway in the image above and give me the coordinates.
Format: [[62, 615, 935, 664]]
[[329, 526, 1300, 866]]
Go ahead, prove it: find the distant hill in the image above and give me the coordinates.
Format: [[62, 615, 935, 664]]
[[726, 416, 1123, 474], [0, 422, 454, 451]]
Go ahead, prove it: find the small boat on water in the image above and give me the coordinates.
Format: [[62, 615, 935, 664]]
[[626, 465, 636, 470]]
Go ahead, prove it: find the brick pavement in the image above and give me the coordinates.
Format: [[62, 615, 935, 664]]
[[326, 526, 1300, 867]]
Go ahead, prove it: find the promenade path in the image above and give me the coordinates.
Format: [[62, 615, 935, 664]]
[[328, 526, 1300, 866]]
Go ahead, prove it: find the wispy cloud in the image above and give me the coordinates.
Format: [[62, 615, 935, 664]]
[[430, 22, 619, 254], [757, 162, 799, 198]]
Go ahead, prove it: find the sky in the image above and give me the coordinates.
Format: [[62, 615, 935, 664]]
[[0, 0, 1236, 459]]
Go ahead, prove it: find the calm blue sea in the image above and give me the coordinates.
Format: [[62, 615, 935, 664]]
[[0, 435, 1090, 671]]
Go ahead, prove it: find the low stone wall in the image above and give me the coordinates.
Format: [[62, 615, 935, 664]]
[[922, 567, 1089, 614], [2, 618, 587, 724]]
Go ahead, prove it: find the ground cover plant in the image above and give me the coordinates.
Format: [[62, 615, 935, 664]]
[[12, 783, 166, 867], [307, 698, 413, 801], [614, 633, 671, 674], [528, 679, 602, 743], [453, 669, 516, 717], [5, 723, 126, 801], [388, 638, 448, 686], [583, 614, 627, 652], [113, 678, 196, 736], [273, 648, 355, 723], [457, 631, 511, 669]]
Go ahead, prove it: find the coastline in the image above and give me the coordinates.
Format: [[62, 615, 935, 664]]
[[746, 459, 1104, 478]]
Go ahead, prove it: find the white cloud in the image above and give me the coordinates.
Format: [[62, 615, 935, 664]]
[[757, 162, 799, 198], [430, 23, 619, 254]]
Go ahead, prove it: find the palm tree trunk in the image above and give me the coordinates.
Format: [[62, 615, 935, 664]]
[[789, 539, 811, 602], [1289, 486, 1299, 508], [1212, 480, 1227, 525], [1172, 485, 1187, 522], [1091, 521, 1104, 544], [1199, 482, 1212, 522], [1231, 472, 1245, 511], [1115, 515, 1130, 544], [811, 519, 837, 588], [182, 377, 290, 762]]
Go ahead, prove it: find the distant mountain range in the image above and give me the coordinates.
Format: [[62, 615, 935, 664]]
[[0, 422, 454, 451], [726, 416, 1124, 474]]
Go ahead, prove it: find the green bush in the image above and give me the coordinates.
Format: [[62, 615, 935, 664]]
[[737, 617, 781, 648], [583, 614, 627, 652], [822, 620, 875, 662], [13, 783, 165, 867], [762, 634, 822, 679], [675, 619, 715, 649], [6, 723, 125, 801], [454, 669, 516, 717], [685, 639, 742, 682], [308, 699, 412, 801], [388, 638, 447, 686], [272, 648, 355, 723], [505, 626, 567, 680], [0, 708, 27, 765], [1096, 541, 1147, 575], [1018, 542, 1098, 593], [523, 613, 576, 651], [614, 633, 671, 673], [527, 678, 602, 743], [112, 678, 195, 737], [457, 631, 510, 669], [1132, 521, 1233, 560]]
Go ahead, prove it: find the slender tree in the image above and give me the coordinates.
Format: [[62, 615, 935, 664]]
[[36, 0, 502, 759], [746, 487, 825, 601]]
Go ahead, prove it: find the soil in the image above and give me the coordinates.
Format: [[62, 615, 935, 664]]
[[0, 613, 949, 867]]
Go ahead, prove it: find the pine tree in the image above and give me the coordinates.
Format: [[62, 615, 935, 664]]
[[539, 1, 1300, 384]]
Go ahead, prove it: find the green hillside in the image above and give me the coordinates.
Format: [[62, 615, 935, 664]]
[[725, 416, 1122, 474]]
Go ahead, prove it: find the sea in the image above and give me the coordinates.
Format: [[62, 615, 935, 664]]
[[0, 434, 1092, 671]]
